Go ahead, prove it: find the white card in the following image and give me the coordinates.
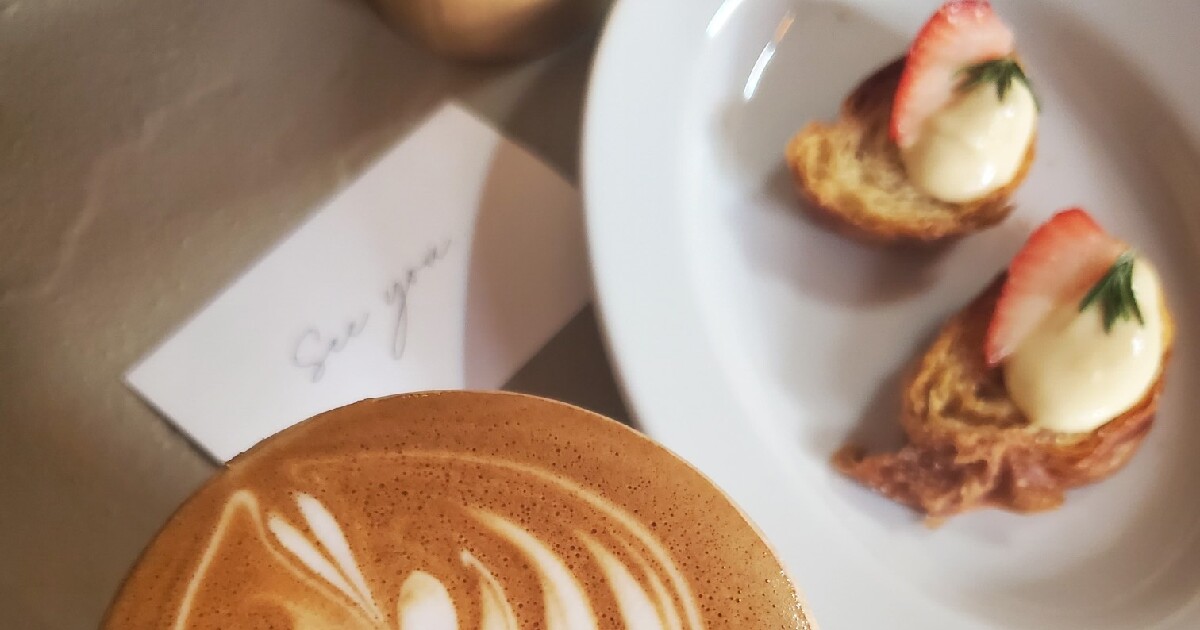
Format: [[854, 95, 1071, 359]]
[[127, 103, 590, 462]]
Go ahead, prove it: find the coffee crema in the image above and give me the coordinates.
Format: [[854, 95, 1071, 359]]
[[104, 391, 810, 629]]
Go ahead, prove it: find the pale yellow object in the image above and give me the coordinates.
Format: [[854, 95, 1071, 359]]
[[1006, 258, 1166, 433], [901, 81, 1037, 203]]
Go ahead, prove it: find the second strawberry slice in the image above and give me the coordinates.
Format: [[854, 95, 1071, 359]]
[[985, 208, 1129, 365]]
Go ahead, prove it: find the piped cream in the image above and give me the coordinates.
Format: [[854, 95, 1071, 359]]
[[902, 80, 1037, 203], [1005, 257, 1165, 433]]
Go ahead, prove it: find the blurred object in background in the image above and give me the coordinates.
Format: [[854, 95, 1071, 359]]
[[371, 0, 608, 63]]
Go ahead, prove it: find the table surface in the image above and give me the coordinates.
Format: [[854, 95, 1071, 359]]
[[0, 1, 627, 627]]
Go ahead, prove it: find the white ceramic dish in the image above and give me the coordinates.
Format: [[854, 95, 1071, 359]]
[[583, 0, 1200, 627]]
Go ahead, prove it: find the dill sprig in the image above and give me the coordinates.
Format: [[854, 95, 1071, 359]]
[[1079, 251, 1144, 332], [959, 58, 1039, 109]]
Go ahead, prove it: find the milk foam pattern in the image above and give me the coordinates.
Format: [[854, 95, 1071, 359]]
[[171, 452, 705, 630]]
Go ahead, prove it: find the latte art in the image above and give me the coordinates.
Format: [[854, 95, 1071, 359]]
[[105, 392, 809, 629], [174, 455, 702, 629]]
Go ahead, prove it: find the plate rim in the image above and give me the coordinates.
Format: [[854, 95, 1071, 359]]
[[581, 0, 912, 625]]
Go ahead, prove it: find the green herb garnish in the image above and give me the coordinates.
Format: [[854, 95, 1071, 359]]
[[1079, 251, 1144, 332], [959, 58, 1039, 109]]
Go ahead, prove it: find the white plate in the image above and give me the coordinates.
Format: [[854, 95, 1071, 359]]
[[583, 0, 1200, 627]]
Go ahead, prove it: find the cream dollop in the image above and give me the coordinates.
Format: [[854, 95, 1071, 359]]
[[901, 80, 1037, 203], [1004, 257, 1165, 433]]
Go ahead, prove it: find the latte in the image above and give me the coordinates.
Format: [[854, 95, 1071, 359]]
[[104, 391, 811, 629]]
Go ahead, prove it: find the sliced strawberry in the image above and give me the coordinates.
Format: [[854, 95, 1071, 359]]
[[985, 208, 1128, 366], [891, 0, 1016, 149]]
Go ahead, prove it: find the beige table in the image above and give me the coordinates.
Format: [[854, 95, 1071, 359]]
[[0, 1, 626, 627]]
